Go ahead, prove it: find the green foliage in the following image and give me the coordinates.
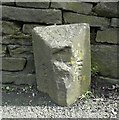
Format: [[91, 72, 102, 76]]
[[80, 91, 95, 100], [91, 63, 99, 75]]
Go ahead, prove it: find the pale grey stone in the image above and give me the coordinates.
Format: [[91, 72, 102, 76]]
[[2, 72, 36, 85], [32, 24, 91, 106], [96, 28, 118, 44], [2, 6, 62, 24], [91, 45, 119, 78], [2, 57, 26, 71], [51, 2, 93, 14], [16, 0, 50, 8], [63, 12, 110, 27], [93, 2, 119, 18]]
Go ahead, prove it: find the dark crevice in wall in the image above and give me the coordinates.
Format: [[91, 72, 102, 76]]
[[2, 17, 62, 25], [22, 22, 48, 26], [94, 42, 119, 46], [62, 10, 65, 25], [22, 57, 28, 71], [48, 1, 51, 8], [92, 2, 98, 7], [62, 10, 97, 17], [5, 46, 11, 57], [14, 21, 24, 31], [1, 2, 16, 7], [90, 27, 99, 45], [2, 69, 24, 72], [2, 82, 15, 85]]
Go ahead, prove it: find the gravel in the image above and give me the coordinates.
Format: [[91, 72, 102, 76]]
[[1, 78, 119, 118]]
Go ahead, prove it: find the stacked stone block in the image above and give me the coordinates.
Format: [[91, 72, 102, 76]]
[[1, 1, 119, 87]]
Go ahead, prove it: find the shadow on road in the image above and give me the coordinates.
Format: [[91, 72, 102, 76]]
[[2, 76, 119, 107]]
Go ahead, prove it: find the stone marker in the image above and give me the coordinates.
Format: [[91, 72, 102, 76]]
[[32, 24, 91, 106]]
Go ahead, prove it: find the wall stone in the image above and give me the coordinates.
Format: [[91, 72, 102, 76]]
[[2, 72, 36, 85], [8, 45, 33, 57], [111, 18, 119, 28], [91, 45, 119, 78], [2, 6, 62, 24], [2, 57, 26, 71], [96, 28, 118, 44], [16, 0, 50, 8], [2, 21, 21, 35], [2, 35, 32, 46], [93, 2, 119, 18], [63, 12, 110, 27], [51, 2, 93, 15]]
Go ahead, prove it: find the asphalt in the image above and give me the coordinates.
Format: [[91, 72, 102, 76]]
[[1, 79, 119, 118]]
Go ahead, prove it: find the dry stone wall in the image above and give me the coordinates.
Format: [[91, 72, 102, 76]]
[[1, 1, 119, 86]]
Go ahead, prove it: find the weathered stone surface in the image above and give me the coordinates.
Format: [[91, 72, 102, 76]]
[[0, 45, 7, 57], [2, 21, 21, 35], [1, 0, 15, 5], [16, 0, 50, 8], [51, 2, 93, 14], [8, 45, 33, 57], [1, 35, 32, 46], [63, 12, 110, 27], [2, 57, 26, 71], [96, 28, 118, 44], [23, 24, 44, 34], [111, 18, 119, 28], [2, 71, 36, 85], [32, 24, 91, 106], [93, 2, 119, 18], [91, 45, 119, 78], [2, 6, 62, 24]]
